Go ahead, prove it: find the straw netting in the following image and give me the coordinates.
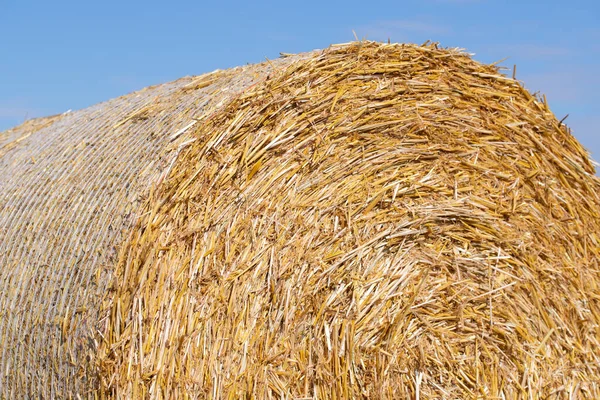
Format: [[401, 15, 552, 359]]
[[0, 55, 308, 399], [1, 41, 600, 399]]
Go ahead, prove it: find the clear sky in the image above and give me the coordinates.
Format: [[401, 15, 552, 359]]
[[1, 0, 598, 163]]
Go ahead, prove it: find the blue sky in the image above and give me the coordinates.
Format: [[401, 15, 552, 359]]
[[1, 0, 598, 162]]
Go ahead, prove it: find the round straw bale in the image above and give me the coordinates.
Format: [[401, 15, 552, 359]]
[[1, 42, 599, 399]]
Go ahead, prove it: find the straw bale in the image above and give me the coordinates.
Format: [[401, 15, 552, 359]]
[[1, 41, 599, 399]]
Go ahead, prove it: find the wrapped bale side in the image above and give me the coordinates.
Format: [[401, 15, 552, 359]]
[[0, 56, 307, 398], [1, 42, 600, 399]]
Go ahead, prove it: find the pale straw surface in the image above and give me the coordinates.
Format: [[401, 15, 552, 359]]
[[0, 55, 307, 399]]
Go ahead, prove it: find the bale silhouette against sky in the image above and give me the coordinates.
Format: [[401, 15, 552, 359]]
[[1, 42, 599, 399]]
